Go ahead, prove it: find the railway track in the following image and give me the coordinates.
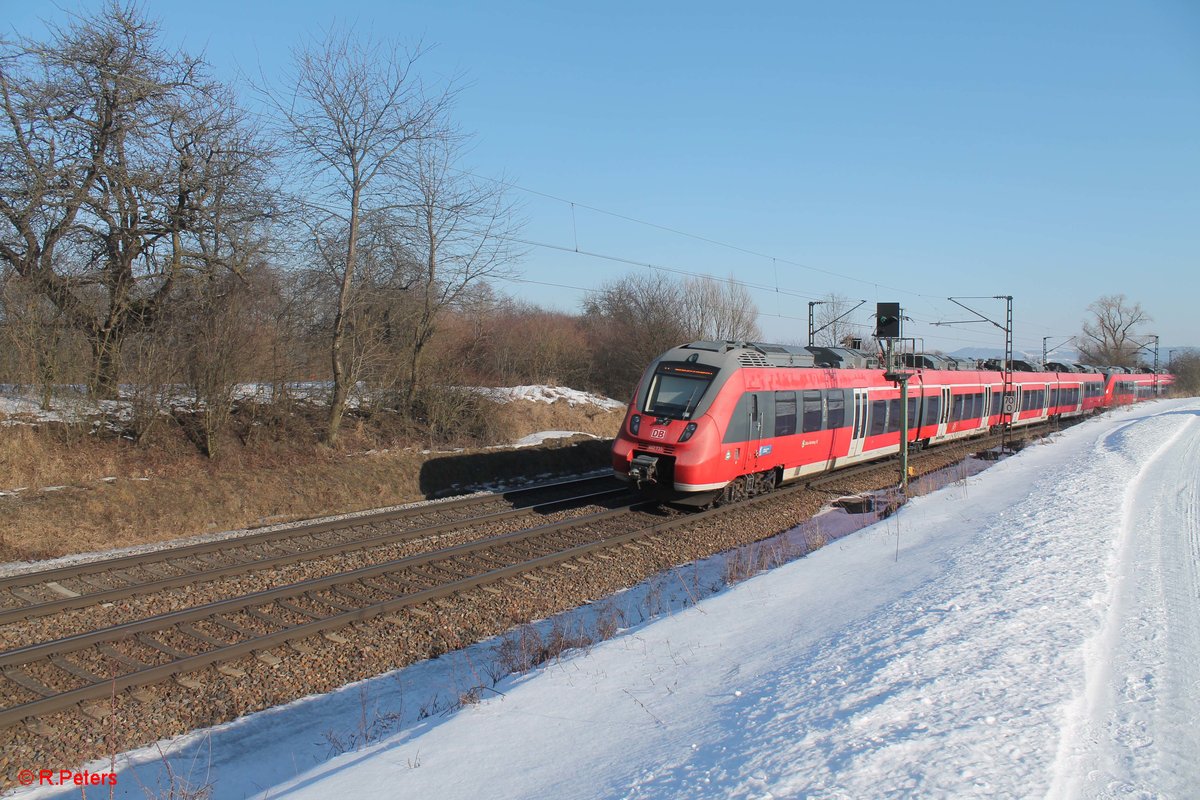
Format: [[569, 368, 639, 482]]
[[0, 474, 627, 625], [0, 422, 1059, 735]]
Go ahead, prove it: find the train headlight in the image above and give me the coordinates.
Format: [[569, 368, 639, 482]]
[[678, 422, 698, 442], [630, 414, 641, 435]]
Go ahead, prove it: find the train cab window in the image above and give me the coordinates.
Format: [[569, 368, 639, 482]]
[[826, 390, 846, 429], [801, 390, 824, 433], [645, 362, 718, 420], [870, 400, 887, 436], [775, 391, 797, 437]]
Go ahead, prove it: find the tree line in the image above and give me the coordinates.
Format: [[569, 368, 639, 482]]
[[0, 4, 760, 454]]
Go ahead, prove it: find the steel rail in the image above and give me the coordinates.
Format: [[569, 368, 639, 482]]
[[0, 501, 653, 670], [0, 474, 617, 593], [0, 486, 629, 625]]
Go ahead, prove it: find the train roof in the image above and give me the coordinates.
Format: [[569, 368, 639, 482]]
[[667, 342, 1171, 380], [675, 341, 887, 370]]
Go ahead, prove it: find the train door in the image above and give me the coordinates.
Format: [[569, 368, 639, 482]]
[[847, 388, 869, 458], [746, 392, 766, 472], [939, 386, 951, 436], [982, 387, 992, 430], [1013, 386, 1023, 422]]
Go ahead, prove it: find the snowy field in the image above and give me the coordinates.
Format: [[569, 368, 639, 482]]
[[10, 398, 1199, 800]]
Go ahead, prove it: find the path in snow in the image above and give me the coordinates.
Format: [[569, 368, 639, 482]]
[[1048, 408, 1200, 799]]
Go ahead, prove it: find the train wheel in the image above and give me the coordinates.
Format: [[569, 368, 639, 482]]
[[719, 476, 748, 505], [747, 470, 775, 497]]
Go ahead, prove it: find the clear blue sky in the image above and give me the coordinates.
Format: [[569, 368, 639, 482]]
[[7, 0, 1198, 357]]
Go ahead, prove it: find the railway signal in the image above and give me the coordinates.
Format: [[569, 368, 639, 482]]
[[875, 302, 902, 339], [876, 302, 914, 491]]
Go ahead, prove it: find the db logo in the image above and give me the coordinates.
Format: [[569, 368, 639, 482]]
[[650, 428, 667, 439]]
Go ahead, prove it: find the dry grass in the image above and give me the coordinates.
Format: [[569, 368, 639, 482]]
[[0, 399, 624, 563], [490, 399, 622, 440]]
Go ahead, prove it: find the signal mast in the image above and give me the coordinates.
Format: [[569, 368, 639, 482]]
[[875, 302, 914, 491]]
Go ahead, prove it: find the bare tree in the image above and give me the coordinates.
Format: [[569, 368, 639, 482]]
[[681, 275, 760, 342], [812, 293, 861, 347], [396, 132, 522, 414], [0, 3, 272, 398], [583, 270, 762, 398], [460, 299, 590, 387], [583, 272, 689, 400], [272, 29, 451, 445], [1078, 294, 1151, 367], [1169, 351, 1199, 396], [0, 273, 74, 408]]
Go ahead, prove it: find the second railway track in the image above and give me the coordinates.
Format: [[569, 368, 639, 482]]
[[0, 474, 628, 626]]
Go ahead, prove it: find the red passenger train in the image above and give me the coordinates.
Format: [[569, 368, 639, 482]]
[[611, 341, 1172, 504]]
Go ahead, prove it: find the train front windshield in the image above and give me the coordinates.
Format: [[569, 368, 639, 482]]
[[644, 363, 717, 419]]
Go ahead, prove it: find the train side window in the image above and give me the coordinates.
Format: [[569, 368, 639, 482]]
[[722, 393, 753, 443], [907, 396, 919, 427], [884, 399, 899, 432], [952, 394, 965, 421], [775, 391, 797, 437], [826, 390, 846, 429], [926, 396, 940, 425], [870, 400, 887, 436], [802, 390, 824, 433]]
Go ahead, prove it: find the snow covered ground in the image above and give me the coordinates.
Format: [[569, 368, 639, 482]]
[[470, 385, 627, 410], [10, 398, 1199, 800], [0, 383, 625, 426]]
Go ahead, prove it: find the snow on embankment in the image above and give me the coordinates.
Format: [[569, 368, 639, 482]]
[[472, 384, 626, 410], [1048, 404, 1200, 799]]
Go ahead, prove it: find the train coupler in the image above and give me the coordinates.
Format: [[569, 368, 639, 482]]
[[629, 454, 660, 488]]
